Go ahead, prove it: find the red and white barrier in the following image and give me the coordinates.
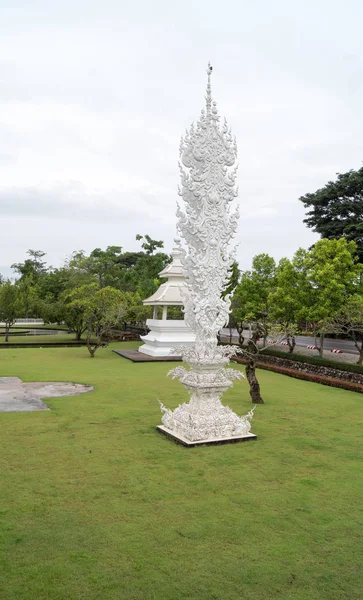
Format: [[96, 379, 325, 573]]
[[307, 345, 317, 350], [281, 341, 288, 345], [331, 349, 343, 354], [268, 340, 277, 344]]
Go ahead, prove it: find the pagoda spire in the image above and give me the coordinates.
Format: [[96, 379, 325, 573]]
[[206, 62, 213, 116]]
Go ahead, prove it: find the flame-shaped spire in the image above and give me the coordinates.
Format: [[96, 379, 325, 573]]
[[157, 63, 256, 446], [206, 62, 213, 116], [177, 60, 238, 345]]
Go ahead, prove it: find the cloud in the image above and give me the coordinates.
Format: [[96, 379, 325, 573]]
[[0, 153, 16, 165], [0, 182, 169, 222], [0, 0, 362, 274]]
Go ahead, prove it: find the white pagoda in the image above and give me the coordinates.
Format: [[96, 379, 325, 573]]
[[138, 240, 195, 357]]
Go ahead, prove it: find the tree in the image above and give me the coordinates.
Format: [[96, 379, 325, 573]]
[[120, 292, 152, 333], [230, 254, 277, 404], [37, 267, 75, 301], [232, 254, 276, 345], [128, 236, 170, 299], [269, 257, 304, 353], [67, 247, 128, 289], [65, 238, 169, 299], [15, 275, 42, 319], [236, 323, 286, 404], [300, 166, 363, 262], [298, 238, 362, 356], [11, 250, 48, 282], [67, 284, 129, 357], [63, 287, 91, 341], [37, 298, 66, 326], [229, 294, 247, 346], [325, 296, 363, 365], [0, 281, 21, 342], [135, 234, 164, 255], [239, 323, 266, 404]]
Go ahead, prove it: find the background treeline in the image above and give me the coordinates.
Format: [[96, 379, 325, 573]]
[[0, 167, 362, 363], [0, 235, 170, 343]]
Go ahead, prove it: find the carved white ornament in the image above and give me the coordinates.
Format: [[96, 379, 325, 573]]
[[159, 64, 255, 442]]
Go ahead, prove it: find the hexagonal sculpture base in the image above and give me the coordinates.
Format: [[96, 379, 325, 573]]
[[157, 425, 257, 447]]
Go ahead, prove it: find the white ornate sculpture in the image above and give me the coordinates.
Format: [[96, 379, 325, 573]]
[[157, 64, 256, 445]]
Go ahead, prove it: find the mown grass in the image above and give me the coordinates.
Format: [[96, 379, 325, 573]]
[[0, 342, 362, 600]]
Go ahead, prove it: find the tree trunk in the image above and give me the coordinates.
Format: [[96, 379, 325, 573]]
[[87, 329, 96, 357], [5, 324, 10, 343], [235, 324, 244, 347], [355, 341, 363, 365], [245, 361, 264, 404], [87, 341, 98, 357], [319, 331, 324, 358], [86, 329, 105, 358], [287, 335, 296, 353], [229, 327, 233, 344]]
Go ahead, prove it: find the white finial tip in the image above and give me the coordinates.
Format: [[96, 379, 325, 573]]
[[207, 62, 213, 76]]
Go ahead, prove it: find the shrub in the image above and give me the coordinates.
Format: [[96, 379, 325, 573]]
[[260, 347, 363, 375], [258, 363, 363, 393], [232, 356, 363, 393]]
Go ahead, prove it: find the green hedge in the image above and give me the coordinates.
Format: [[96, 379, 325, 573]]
[[219, 340, 363, 375], [259, 347, 363, 375], [233, 355, 363, 393]]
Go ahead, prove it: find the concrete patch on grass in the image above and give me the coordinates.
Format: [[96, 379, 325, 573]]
[[0, 377, 93, 413]]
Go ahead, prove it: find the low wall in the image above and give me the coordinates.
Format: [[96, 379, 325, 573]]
[[233, 353, 363, 393], [0, 342, 86, 348]]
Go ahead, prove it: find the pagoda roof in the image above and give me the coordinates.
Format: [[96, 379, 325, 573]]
[[143, 281, 186, 306], [143, 240, 187, 306], [158, 242, 184, 278]]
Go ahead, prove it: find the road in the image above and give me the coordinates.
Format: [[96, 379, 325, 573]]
[[220, 329, 359, 355]]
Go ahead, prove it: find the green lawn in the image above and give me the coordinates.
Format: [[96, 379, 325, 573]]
[[0, 342, 362, 600]]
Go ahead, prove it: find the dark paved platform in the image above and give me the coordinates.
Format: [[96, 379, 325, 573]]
[[112, 349, 182, 362]]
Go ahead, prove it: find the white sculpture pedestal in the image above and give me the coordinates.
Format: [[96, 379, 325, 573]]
[[139, 319, 194, 357], [158, 350, 257, 446]]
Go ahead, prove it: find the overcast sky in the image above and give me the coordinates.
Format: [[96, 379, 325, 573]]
[[1, 0, 363, 278]]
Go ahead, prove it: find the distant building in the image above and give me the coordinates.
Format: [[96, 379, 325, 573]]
[[138, 241, 195, 357]]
